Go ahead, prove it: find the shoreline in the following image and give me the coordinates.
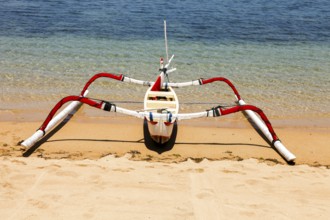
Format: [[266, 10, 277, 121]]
[[1, 107, 330, 128], [1, 116, 329, 167]]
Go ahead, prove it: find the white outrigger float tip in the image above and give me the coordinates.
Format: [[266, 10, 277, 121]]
[[21, 21, 296, 164]]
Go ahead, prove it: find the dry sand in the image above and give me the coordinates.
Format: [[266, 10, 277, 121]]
[[1, 117, 329, 219]]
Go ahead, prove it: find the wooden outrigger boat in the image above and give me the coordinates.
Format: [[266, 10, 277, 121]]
[[21, 21, 296, 164], [144, 85, 179, 144]]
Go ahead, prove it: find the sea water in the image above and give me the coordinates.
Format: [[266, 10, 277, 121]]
[[0, 0, 329, 125]]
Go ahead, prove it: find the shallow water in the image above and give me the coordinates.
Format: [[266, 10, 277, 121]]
[[0, 0, 329, 125]]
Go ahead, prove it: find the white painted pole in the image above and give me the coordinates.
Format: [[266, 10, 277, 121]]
[[21, 90, 89, 148], [238, 100, 296, 162]]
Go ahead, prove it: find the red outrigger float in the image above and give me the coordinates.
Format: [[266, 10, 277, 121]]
[[21, 21, 296, 163]]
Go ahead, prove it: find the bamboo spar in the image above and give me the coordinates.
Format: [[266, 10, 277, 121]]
[[21, 90, 89, 148]]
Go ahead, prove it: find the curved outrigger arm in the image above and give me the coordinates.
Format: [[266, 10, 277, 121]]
[[166, 77, 241, 101], [80, 73, 159, 96], [178, 105, 296, 163]]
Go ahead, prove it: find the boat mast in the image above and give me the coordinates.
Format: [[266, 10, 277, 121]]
[[164, 20, 169, 63]]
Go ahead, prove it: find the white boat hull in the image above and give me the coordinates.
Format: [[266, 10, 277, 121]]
[[143, 87, 179, 144]]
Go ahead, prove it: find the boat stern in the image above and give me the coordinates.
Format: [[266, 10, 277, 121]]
[[144, 87, 179, 144]]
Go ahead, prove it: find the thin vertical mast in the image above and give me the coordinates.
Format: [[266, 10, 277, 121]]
[[164, 20, 169, 63]]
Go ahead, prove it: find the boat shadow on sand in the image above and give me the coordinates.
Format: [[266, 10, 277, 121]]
[[21, 117, 271, 157]]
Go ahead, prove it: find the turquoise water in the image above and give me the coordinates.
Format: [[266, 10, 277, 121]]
[[1, 36, 329, 121], [0, 0, 329, 124]]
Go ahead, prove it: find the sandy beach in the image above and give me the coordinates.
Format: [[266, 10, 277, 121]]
[[1, 116, 329, 219], [1, 0, 329, 218]]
